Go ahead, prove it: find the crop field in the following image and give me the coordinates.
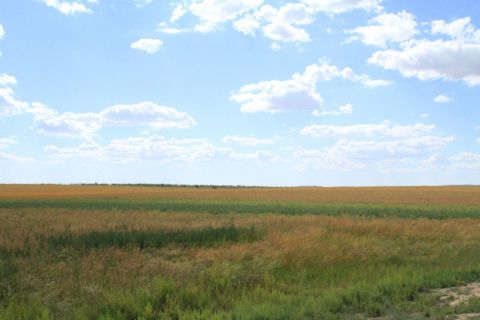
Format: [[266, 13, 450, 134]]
[[1, 185, 480, 319]]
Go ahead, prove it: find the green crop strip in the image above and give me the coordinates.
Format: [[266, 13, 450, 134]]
[[47, 225, 263, 249], [1, 198, 480, 219]]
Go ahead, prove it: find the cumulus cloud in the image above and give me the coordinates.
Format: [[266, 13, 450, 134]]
[[45, 136, 222, 164], [233, 14, 260, 36], [0, 24, 4, 40], [270, 42, 281, 50], [0, 137, 18, 150], [161, 0, 381, 45], [133, 0, 153, 8], [130, 38, 163, 54], [434, 94, 453, 103], [449, 152, 480, 170], [0, 74, 29, 117], [0, 152, 35, 163], [312, 103, 352, 116], [157, 22, 189, 34], [262, 20, 310, 43], [40, 0, 93, 15], [27, 103, 102, 138], [0, 137, 35, 163], [26, 101, 196, 138], [300, 0, 382, 14], [297, 120, 456, 171], [230, 59, 390, 113], [295, 135, 454, 170], [301, 121, 436, 138], [346, 11, 417, 47], [222, 135, 274, 146], [45, 135, 282, 165], [261, 3, 314, 43], [0, 87, 29, 117], [369, 17, 480, 86], [0, 74, 17, 86], [431, 17, 478, 41], [100, 102, 197, 129], [170, 4, 187, 22], [190, 0, 263, 32]]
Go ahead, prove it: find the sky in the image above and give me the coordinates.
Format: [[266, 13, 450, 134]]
[[0, 0, 479, 186]]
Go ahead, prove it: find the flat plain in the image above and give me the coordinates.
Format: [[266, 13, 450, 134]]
[[1, 185, 480, 319]]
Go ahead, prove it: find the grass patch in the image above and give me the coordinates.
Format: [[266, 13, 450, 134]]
[[47, 225, 263, 249]]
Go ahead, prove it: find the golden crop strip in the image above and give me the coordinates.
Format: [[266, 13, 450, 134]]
[[1, 184, 480, 206]]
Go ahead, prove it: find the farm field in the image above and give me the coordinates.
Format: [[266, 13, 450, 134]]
[[1, 185, 480, 319]]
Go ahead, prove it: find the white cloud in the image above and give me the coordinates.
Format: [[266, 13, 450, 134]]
[[228, 150, 283, 163], [0, 87, 29, 117], [0, 137, 34, 163], [27, 103, 101, 138], [300, 0, 382, 14], [346, 11, 417, 47], [45, 136, 222, 164], [41, 0, 92, 15], [26, 101, 196, 138], [0, 74, 17, 86], [0, 74, 29, 117], [297, 120, 456, 171], [0, 24, 4, 40], [431, 17, 478, 41], [369, 17, 480, 86], [170, 4, 187, 22], [133, 0, 153, 8], [190, 0, 263, 32], [449, 152, 480, 170], [231, 59, 390, 113], [130, 38, 163, 54], [263, 22, 311, 43], [100, 102, 196, 129], [263, 24, 311, 42], [0, 152, 35, 163], [312, 103, 352, 116], [339, 66, 391, 87], [270, 42, 281, 50], [157, 24, 189, 34], [222, 135, 274, 146], [361, 78, 391, 88], [233, 14, 260, 36], [231, 71, 324, 113], [45, 135, 282, 165], [162, 0, 382, 45], [434, 94, 453, 103], [261, 3, 314, 43], [301, 121, 436, 138], [0, 137, 18, 150], [295, 135, 454, 170]]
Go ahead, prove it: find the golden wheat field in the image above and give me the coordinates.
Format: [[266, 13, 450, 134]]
[[1, 185, 480, 319], [2, 184, 480, 205]]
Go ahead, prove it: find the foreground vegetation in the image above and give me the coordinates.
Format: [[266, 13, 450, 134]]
[[1, 185, 480, 319]]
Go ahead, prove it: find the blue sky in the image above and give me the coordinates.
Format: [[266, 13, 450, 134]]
[[0, 0, 479, 185]]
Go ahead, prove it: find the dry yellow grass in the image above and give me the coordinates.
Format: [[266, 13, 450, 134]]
[[3, 207, 480, 267], [1, 184, 480, 205]]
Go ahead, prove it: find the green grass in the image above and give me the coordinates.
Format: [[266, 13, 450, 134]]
[[47, 225, 263, 250], [2, 260, 480, 319], [1, 198, 480, 219], [3, 196, 480, 319]]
